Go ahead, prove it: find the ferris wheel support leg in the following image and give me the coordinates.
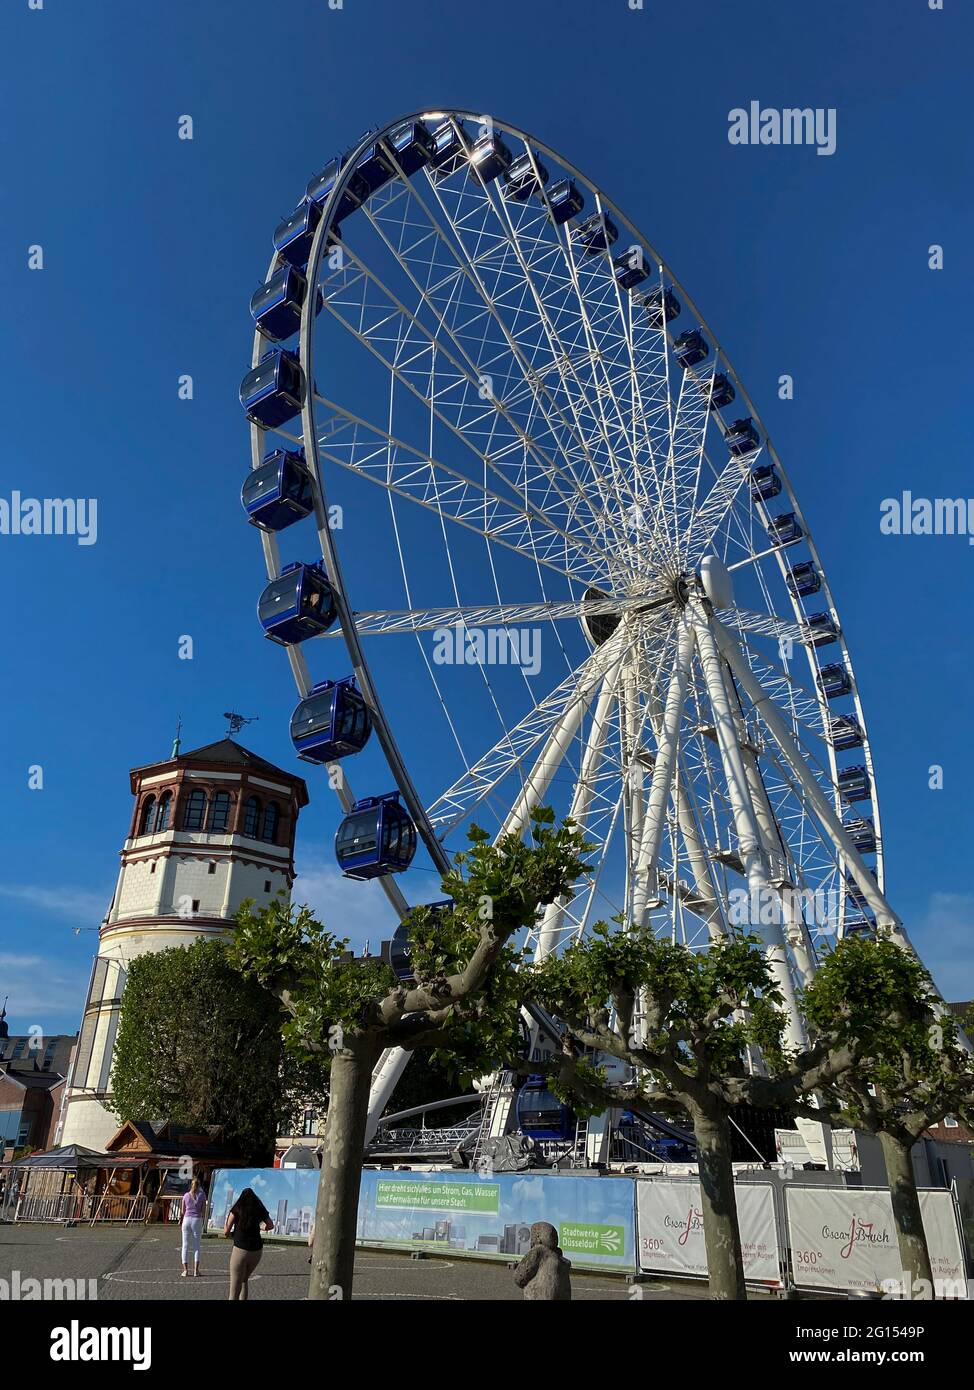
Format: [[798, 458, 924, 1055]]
[[630, 616, 696, 926], [707, 615, 907, 944], [718, 662, 818, 989], [534, 662, 623, 961], [691, 606, 808, 1052], [499, 629, 628, 841]]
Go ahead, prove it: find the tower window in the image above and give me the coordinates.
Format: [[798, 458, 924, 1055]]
[[261, 802, 279, 844], [208, 862, 217, 875], [264, 880, 271, 893], [192, 899, 200, 913], [155, 791, 172, 833], [182, 788, 207, 831], [209, 791, 232, 832], [243, 796, 261, 839], [150, 861, 157, 874], [138, 795, 156, 836]]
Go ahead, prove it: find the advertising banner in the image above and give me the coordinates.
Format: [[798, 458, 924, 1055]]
[[358, 1169, 636, 1270], [206, 1167, 637, 1271], [786, 1186, 968, 1295], [636, 1179, 781, 1286], [206, 1167, 318, 1240]]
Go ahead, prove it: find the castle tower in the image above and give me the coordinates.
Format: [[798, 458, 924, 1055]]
[[58, 740, 308, 1150]]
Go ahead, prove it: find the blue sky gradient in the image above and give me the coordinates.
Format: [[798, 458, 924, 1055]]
[[2, 0, 972, 1035]]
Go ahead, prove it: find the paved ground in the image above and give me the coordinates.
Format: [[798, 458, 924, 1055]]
[[0, 1223, 727, 1300]]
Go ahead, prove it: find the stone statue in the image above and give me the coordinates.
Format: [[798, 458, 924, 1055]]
[[513, 1221, 572, 1300]]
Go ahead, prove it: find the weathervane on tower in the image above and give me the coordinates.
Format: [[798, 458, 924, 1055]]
[[223, 711, 259, 738]]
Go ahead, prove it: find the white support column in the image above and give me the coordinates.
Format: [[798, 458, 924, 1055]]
[[708, 615, 905, 940], [720, 662, 818, 989], [534, 662, 623, 960], [631, 616, 695, 926], [691, 603, 807, 1051], [500, 628, 628, 840]]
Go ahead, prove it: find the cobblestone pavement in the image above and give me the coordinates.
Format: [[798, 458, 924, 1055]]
[[0, 1224, 730, 1300]]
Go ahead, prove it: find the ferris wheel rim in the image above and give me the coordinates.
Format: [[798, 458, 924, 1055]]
[[247, 106, 884, 944]]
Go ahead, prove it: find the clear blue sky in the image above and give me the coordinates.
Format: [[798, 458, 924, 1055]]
[[2, 0, 972, 1036]]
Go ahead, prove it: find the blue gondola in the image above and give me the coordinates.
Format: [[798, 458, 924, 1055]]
[[804, 611, 839, 646], [516, 1076, 575, 1141], [250, 264, 322, 342], [787, 561, 821, 599], [768, 512, 803, 546], [572, 212, 619, 256], [239, 349, 303, 429], [355, 140, 396, 197], [709, 373, 736, 409], [387, 120, 435, 176], [547, 178, 585, 225], [305, 156, 369, 220], [335, 792, 417, 880], [673, 329, 709, 368], [289, 677, 372, 763], [844, 817, 877, 854], [241, 448, 315, 532], [469, 131, 513, 183], [639, 285, 681, 326], [504, 151, 549, 201], [829, 713, 864, 750], [613, 249, 651, 290], [838, 765, 871, 802], [817, 663, 852, 699], [725, 417, 761, 456], [750, 463, 781, 502], [273, 200, 333, 272], [257, 561, 337, 645], [845, 869, 877, 911], [386, 899, 453, 981], [429, 120, 469, 172], [845, 917, 876, 937]]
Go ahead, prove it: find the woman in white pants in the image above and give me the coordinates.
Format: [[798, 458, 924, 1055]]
[[180, 1177, 206, 1277]]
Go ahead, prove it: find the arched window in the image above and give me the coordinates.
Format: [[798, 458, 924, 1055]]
[[182, 788, 207, 831], [243, 796, 261, 839], [261, 802, 279, 844], [154, 792, 172, 833], [138, 796, 156, 836], [209, 791, 232, 832]]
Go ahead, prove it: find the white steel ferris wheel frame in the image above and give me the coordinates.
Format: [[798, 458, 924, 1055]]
[[246, 109, 921, 1131]]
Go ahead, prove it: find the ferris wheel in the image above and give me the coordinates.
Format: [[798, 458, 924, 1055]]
[[240, 109, 915, 1105]]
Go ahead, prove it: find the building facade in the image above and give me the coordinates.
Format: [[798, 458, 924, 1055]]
[[58, 739, 308, 1150]]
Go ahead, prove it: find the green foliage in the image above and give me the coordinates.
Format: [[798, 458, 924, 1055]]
[[110, 938, 328, 1162], [228, 811, 592, 1086], [531, 926, 788, 1093], [801, 936, 972, 1135]]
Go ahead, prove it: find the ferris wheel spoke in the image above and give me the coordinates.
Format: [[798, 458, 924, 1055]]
[[314, 244, 628, 574], [312, 394, 613, 588], [424, 143, 652, 550], [332, 591, 669, 638], [357, 187, 630, 561], [428, 624, 639, 834], [367, 153, 638, 561]]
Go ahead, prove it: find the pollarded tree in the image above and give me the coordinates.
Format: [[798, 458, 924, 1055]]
[[229, 809, 590, 1301], [110, 938, 328, 1164], [800, 935, 974, 1297], [527, 926, 855, 1301]]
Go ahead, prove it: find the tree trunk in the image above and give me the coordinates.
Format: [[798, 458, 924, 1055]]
[[879, 1130, 934, 1297], [308, 1032, 378, 1301], [692, 1102, 747, 1301]]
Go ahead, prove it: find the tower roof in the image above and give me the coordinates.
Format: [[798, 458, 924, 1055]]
[[130, 739, 308, 804]]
